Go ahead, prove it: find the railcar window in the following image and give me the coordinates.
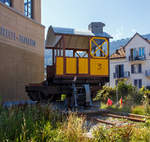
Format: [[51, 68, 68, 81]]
[[90, 38, 108, 58], [66, 50, 73, 57], [75, 51, 88, 58]]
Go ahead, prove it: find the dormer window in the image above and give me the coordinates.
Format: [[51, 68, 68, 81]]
[[0, 0, 11, 7], [24, 0, 33, 18]]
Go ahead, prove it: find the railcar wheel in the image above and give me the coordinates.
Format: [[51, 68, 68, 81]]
[[47, 93, 55, 102], [28, 92, 37, 101]]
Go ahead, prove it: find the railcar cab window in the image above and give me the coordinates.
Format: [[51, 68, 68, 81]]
[[0, 0, 11, 7], [24, 0, 33, 18], [90, 38, 108, 58]]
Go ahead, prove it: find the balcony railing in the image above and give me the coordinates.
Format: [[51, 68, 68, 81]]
[[113, 71, 130, 79], [129, 55, 146, 61], [145, 70, 150, 77]]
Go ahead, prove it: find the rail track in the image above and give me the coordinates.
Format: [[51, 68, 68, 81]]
[[76, 109, 147, 126], [46, 102, 148, 126]]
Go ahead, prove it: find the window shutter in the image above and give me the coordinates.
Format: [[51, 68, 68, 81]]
[[131, 65, 134, 73], [139, 79, 142, 88], [134, 80, 137, 87], [139, 48, 141, 57], [121, 64, 124, 77], [142, 48, 145, 57], [138, 64, 142, 73], [115, 65, 117, 73], [115, 65, 119, 76]]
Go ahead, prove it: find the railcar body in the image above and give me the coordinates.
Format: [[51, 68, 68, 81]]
[[26, 23, 112, 106]]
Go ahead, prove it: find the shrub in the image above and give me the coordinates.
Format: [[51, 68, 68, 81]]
[[95, 81, 144, 107], [117, 80, 133, 99], [94, 86, 116, 103], [117, 81, 144, 105], [143, 90, 150, 114]]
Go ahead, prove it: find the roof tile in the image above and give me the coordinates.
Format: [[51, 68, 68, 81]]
[[110, 47, 125, 59]]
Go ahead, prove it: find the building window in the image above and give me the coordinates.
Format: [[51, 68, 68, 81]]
[[134, 80, 138, 87], [139, 47, 145, 57], [131, 64, 142, 74], [130, 48, 137, 58], [24, 0, 33, 18], [0, 0, 11, 6], [134, 79, 142, 88], [130, 48, 145, 60], [115, 64, 124, 78]]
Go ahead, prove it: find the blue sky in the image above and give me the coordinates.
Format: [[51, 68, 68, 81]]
[[42, 0, 150, 40]]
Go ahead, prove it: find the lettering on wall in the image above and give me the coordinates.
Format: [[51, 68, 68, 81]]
[[0, 26, 36, 47]]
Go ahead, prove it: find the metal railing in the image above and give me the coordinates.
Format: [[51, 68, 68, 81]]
[[129, 55, 146, 61], [113, 71, 130, 79]]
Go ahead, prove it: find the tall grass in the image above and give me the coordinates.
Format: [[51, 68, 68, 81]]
[[0, 104, 65, 142], [93, 124, 150, 142], [60, 113, 91, 142], [0, 105, 92, 142], [1, 104, 150, 142]]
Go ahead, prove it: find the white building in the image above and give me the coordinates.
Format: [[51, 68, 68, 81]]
[[110, 33, 150, 88]]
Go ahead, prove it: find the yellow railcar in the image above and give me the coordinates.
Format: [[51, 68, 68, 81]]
[[26, 22, 112, 107], [46, 27, 110, 80]]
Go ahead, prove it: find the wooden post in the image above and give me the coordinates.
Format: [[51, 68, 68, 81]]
[[52, 49, 54, 65], [88, 38, 91, 76], [62, 36, 66, 74], [73, 50, 76, 57]]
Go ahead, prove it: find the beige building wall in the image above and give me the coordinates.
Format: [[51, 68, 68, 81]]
[[12, 0, 24, 14], [11, 0, 41, 23], [0, 2, 45, 103], [33, 0, 41, 23]]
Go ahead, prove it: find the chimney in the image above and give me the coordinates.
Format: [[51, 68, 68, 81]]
[[88, 22, 105, 34]]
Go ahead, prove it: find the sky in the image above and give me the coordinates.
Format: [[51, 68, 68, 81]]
[[42, 0, 150, 40]]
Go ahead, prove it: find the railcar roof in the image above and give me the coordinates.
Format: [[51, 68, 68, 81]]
[[46, 26, 112, 49], [52, 26, 112, 38]]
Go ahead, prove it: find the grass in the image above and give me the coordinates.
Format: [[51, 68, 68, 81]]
[[1, 104, 150, 142], [0, 104, 65, 142], [93, 124, 150, 142], [100, 103, 131, 113], [0, 104, 92, 142], [100, 102, 150, 116], [131, 105, 146, 115]]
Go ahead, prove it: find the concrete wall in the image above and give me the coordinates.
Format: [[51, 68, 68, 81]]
[[0, 2, 44, 103], [110, 34, 150, 88]]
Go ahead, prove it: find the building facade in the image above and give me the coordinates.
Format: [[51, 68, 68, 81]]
[[0, 0, 45, 103], [110, 33, 150, 88]]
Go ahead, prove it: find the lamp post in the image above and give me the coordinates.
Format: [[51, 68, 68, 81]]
[[116, 81, 119, 105]]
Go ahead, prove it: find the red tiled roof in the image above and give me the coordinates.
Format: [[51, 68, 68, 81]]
[[110, 47, 126, 59]]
